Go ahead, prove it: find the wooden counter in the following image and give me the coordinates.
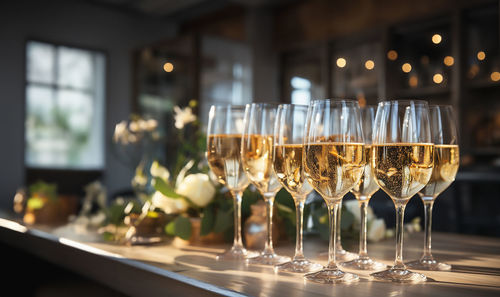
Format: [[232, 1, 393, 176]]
[[0, 217, 499, 297]]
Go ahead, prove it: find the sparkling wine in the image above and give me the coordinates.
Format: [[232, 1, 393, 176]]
[[241, 134, 281, 194], [207, 134, 249, 191], [419, 144, 459, 198], [372, 143, 434, 200], [304, 142, 365, 200], [273, 144, 313, 198], [351, 145, 379, 198]]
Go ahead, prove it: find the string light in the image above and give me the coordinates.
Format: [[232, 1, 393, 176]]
[[433, 73, 444, 84], [402, 63, 412, 73], [365, 60, 375, 70], [409, 75, 418, 87], [491, 71, 500, 82], [336, 58, 347, 68], [387, 50, 398, 61], [444, 56, 454, 66], [477, 51, 486, 61], [163, 62, 174, 72], [432, 34, 442, 44]]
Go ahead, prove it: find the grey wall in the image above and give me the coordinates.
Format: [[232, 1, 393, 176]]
[[0, 0, 177, 208]]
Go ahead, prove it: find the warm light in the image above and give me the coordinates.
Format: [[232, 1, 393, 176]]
[[468, 64, 479, 79], [357, 93, 366, 107], [163, 62, 174, 72], [421, 56, 429, 65], [365, 60, 375, 70], [433, 73, 444, 84], [491, 71, 500, 82], [477, 51, 486, 61], [432, 34, 442, 44], [402, 63, 412, 73], [409, 75, 418, 88], [387, 50, 398, 61], [443, 56, 454, 66], [336, 58, 347, 68]]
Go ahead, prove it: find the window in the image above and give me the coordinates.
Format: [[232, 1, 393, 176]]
[[25, 41, 105, 169], [291, 76, 312, 105]]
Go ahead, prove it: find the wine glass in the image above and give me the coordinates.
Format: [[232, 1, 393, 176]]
[[242, 103, 290, 265], [207, 105, 253, 260], [406, 105, 459, 271], [272, 104, 322, 273], [335, 202, 358, 261], [342, 105, 386, 270], [303, 99, 364, 284], [370, 100, 433, 283]]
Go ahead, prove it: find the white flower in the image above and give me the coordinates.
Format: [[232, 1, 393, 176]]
[[113, 121, 129, 144], [176, 173, 215, 208], [174, 106, 196, 129], [151, 191, 188, 214], [344, 200, 374, 222], [368, 218, 386, 242], [150, 161, 170, 182]]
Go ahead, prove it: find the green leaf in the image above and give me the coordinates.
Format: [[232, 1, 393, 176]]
[[27, 197, 45, 210], [200, 205, 215, 236], [152, 177, 183, 199], [165, 221, 175, 236], [174, 216, 192, 240], [213, 208, 233, 233]]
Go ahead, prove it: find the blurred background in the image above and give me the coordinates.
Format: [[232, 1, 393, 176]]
[[1, 0, 499, 240]]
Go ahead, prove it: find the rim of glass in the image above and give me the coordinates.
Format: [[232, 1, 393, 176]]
[[278, 103, 309, 110], [378, 99, 429, 106], [310, 98, 359, 105], [429, 104, 454, 109], [209, 104, 246, 111], [246, 102, 281, 108]]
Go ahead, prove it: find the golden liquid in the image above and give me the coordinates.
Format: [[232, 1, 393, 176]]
[[241, 134, 281, 194], [419, 144, 459, 198], [351, 145, 379, 199], [207, 134, 249, 191], [372, 143, 434, 200], [273, 144, 313, 198], [304, 142, 365, 200]]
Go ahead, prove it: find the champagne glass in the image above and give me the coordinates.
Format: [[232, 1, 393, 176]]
[[335, 202, 357, 261], [406, 105, 459, 271], [370, 100, 433, 283], [273, 104, 322, 273], [242, 103, 290, 265], [303, 99, 364, 284], [207, 105, 253, 260], [342, 106, 386, 270]]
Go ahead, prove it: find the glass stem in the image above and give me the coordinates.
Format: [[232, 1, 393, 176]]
[[231, 190, 244, 249], [293, 197, 306, 260], [394, 201, 407, 270], [422, 198, 434, 260], [263, 194, 276, 254], [327, 201, 340, 270], [358, 197, 370, 260], [336, 200, 343, 250]]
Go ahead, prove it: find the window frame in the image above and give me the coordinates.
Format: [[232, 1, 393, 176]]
[[23, 38, 108, 172]]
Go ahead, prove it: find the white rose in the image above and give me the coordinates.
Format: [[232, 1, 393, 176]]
[[176, 173, 215, 208], [367, 218, 386, 242], [151, 191, 188, 214], [344, 200, 375, 222]]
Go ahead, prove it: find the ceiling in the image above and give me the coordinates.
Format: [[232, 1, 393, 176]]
[[85, 0, 295, 21]]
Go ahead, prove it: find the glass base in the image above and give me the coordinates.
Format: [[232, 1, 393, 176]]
[[216, 245, 257, 261], [319, 249, 357, 261], [341, 257, 387, 271], [371, 267, 427, 283], [305, 268, 359, 284], [274, 258, 323, 273], [247, 251, 290, 266], [406, 258, 451, 271]]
